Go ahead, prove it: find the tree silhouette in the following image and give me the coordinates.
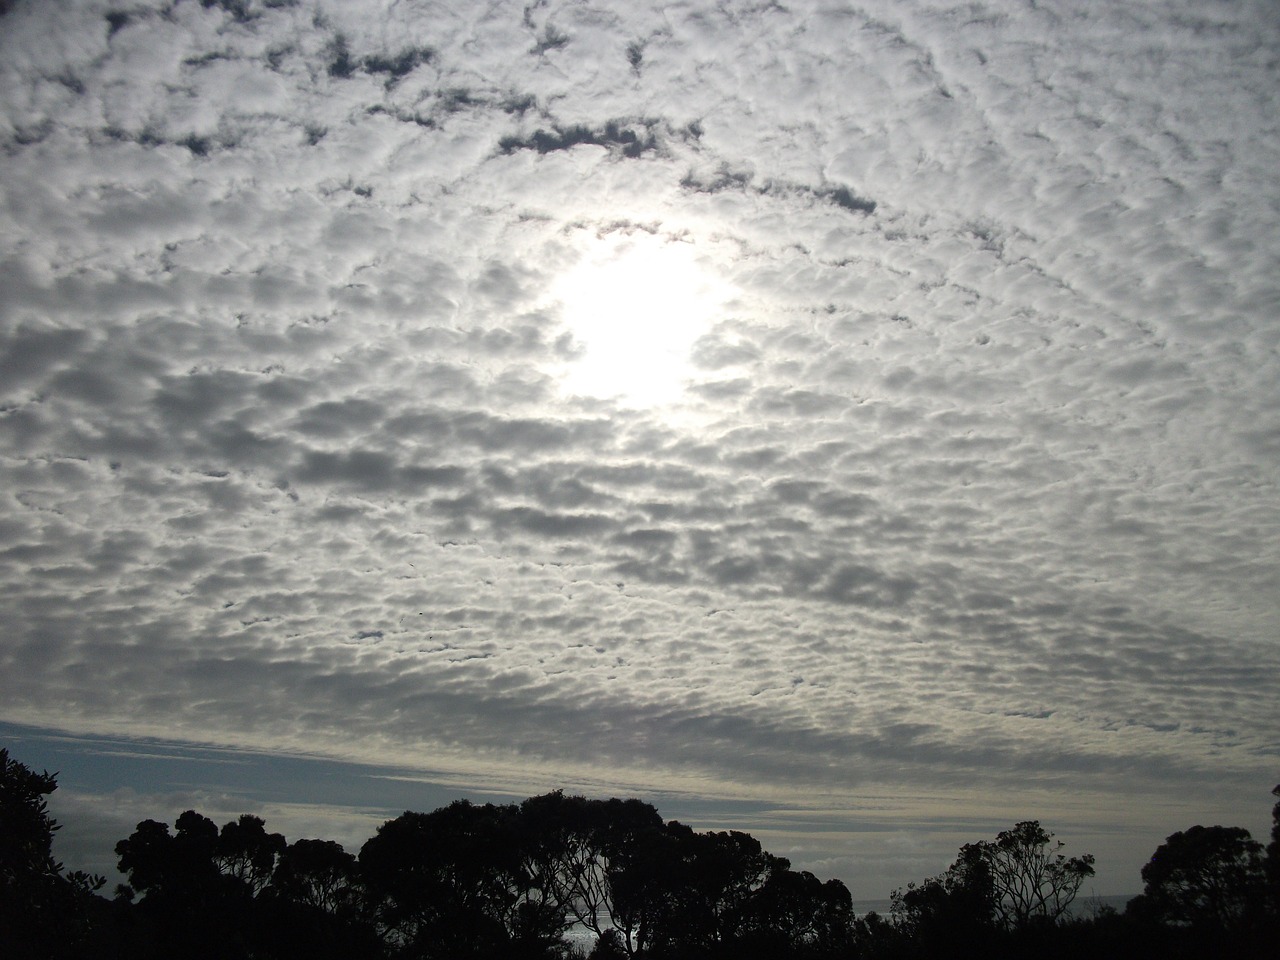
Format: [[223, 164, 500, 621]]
[[270, 838, 361, 915], [1131, 824, 1265, 932], [215, 814, 286, 896], [359, 799, 568, 959], [1267, 785, 1280, 913], [27, 746, 1280, 960], [739, 867, 856, 958], [260, 837, 382, 960], [1, 749, 104, 958], [1, 747, 62, 893], [517, 791, 664, 954], [889, 820, 1093, 959], [116, 811, 220, 900], [604, 822, 827, 959], [115, 810, 291, 959], [960, 820, 1095, 929], [890, 842, 999, 958]]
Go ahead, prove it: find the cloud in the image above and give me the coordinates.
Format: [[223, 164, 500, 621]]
[[1, 0, 1278, 901]]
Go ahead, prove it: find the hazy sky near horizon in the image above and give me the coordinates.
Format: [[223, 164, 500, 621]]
[[1, 0, 1277, 899]]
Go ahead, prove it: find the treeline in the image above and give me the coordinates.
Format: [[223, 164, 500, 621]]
[[2, 748, 1277, 959]]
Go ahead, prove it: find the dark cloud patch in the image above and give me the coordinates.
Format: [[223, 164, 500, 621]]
[[510, 467, 613, 511], [82, 184, 209, 241], [812, 563, 920, 609], [362, 47, 435, 85], [499, 120, 662, 159], [530, 24, 570, 57], [205, 420, 290, 469], [625, 38, 644, 73], [0, 325, 91, 396], [681, 167, 876, 215], [295, 449, 398, 491], [198, 0, 256, 25], [325, 34, 355, 79], [819, 184, 877, 215], [452, 411, 614, 454], [610, 526, 678, 553], [152, 371, 253, 433], [402, 465, 469, 488], [579, 461, 708, 493], [291, 398, 386, 438], [690, 330, 761, 370], [292, 448, 468, 496], [491, 506, 614, 539]]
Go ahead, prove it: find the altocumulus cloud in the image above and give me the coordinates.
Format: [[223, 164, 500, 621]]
[[1, 0, 1278, 899]]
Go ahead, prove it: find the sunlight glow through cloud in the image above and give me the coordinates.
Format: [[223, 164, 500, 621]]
[[553, 233, 735, 407]]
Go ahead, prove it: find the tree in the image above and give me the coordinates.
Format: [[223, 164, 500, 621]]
[[739, 868, 856, 958], [116, 810, 286, 902], [890, 843, 999, 957], [1267, 785, 1280, 913], [891, 819, 1094, 955], [215, 814, 286, 896], [0, 748, 103, 958], [1132, 824, 1265, 932], [116, 811, 222, 900], [1, 748, 64, 896], [261, 837, 382, 960], [359, 800, 568, 959], [960, 820, 1095, 929], [516, 791, 664, 955], [271, 838, 361, 915], [115, 810, 289, 959], [617, 823, 790, 957]]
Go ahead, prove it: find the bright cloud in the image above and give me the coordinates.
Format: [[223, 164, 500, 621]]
[[1, 0, 1277, 899]]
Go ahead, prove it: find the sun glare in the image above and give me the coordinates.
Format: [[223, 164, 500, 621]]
[[552, 234, 733, 408]]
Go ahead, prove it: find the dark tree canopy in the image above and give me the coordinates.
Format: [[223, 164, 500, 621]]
[[962, 820, 1095, 929], [359, 799, 569, 959], [1267, 784, 1280, 903], [891, 819, 1093, 943], [1, 747, 63, 892], [216, 814, 286, 895], [0, 749, 103, 958], [1132, 824, 1266, 932], [890, 843, 999, 949], [516, 790, 665, 954], [269, 837, 359, 914]]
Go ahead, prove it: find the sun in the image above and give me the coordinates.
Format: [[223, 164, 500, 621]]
[[551, 232, 733, 408]]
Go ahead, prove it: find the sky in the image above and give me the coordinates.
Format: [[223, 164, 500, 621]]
[[1, 0, 1277, 902]]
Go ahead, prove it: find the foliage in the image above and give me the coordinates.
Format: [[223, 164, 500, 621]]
[[890, 819, 1092, 945], [1, 747, 63, 891], [961, 820, 1095, 929], [889, 843, 999, 958], [359, 799, 570, 959], [517, 791, 664, 954], [0, 749, 104, 958], [269, 837, 359, 914], [1130, 824, 1265, 931], [115, 809, 286, 902], [1267, 784, 1280, 905]]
